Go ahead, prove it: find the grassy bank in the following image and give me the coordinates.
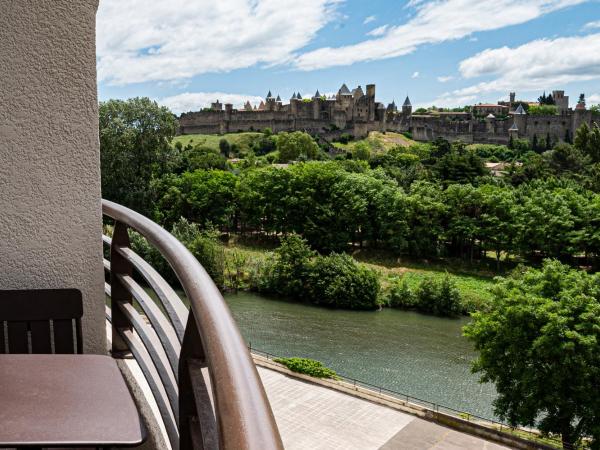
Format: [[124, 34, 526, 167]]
[[224, 237, 495, 311], [332, 131, 416, 152], [172, 132, 264, 151]]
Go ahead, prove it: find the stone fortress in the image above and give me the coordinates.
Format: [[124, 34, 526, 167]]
[[178, 84, 598, 146], [179, 84, 387, 138]]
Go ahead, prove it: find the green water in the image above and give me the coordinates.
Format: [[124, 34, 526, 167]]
[[223, 291, 497, 420]]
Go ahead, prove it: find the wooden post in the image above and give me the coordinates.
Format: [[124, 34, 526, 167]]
[[110, 221, 133, 357]]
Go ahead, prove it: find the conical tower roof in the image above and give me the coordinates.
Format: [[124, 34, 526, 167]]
[[314, 89, 321, 98], [403, 96, 411, 107], [514, 104, 526, 114], [266, 90, 273, 99], [291, 92, 296, 100], [297, 93, 302, 100], [276, 95, 281, 102], [509, 122, 519, 131], [339, 83, 351, 95]]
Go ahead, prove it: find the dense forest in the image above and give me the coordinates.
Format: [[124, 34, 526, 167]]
[[101, 98, 600, 271]]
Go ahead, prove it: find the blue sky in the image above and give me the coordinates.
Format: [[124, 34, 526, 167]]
[[96, 0, 600, 113]]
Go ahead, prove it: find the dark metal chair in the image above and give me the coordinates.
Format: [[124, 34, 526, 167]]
[[0, 289, 83, 354]]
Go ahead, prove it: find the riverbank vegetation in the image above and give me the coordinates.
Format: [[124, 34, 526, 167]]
[[274, 357, 339, 380]]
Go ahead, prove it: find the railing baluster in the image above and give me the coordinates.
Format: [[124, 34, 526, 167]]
[[179, 312, 218, 450], [110, 221, 133, 357]]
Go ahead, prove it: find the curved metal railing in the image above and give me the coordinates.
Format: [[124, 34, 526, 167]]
[[102, 199, 283, 450]]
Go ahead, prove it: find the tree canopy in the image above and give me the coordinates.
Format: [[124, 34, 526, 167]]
[[99, 97, 178, 216], [464, 260, 600, 449]]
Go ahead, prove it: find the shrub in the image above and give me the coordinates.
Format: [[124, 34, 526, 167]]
[[218, 138, 230, 157], [336, 133, 353, 144], [255, 235, 381, 310], [305, 253, 381, 310], [274, 357, 339, 379], [388, 273, 462, 316], [130, 218, 225, 288], [528, 104, 557, 116], [387, 278, 417, 308]]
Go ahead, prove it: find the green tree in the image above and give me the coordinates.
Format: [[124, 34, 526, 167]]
[[99, 97, 178, 216], [277, 131, 319, 162], [528, 104, 558, 115], [574, 122, 600, 163], [464, 260, 600, 449], [433, 145, 487, 185], [479, 185, 517, 269], [218, 138, 231, 157], [153, 170, 237, 229], [353, 141, 371, 161]]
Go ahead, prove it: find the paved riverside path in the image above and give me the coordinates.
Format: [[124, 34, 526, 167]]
[[258, 367, 510, 450]]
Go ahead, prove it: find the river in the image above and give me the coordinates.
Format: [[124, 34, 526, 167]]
[[223, 291, 498, 420]]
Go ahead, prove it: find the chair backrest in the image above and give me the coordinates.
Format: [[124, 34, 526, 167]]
[[0, 289, 83, 354]]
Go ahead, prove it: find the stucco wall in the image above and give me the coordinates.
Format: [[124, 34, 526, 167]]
[[0, 0, 105, 353]]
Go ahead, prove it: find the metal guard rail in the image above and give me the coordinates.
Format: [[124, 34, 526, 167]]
[[102, 199, 283, 450]]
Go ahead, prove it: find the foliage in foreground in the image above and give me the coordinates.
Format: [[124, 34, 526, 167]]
[[464, 260, 600, 449], [254, 235, 381, 310], [274, 357, 339, 379], [129, 218, 225, 287]]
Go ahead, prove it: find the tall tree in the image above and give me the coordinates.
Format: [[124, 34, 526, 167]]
[[464, 260, 600, 449], [99, 97, 178, 216]]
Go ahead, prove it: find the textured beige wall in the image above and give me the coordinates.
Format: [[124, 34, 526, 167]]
[[0, 0, 105, 353]]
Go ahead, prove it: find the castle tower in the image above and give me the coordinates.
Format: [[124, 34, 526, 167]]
[[485, 113, 495, 133], [512, 103, 527, 134], [402, 96, 412, 116], [366, 84, 376, 122], [509, 122, 519, 141], [552, 90, 569, 115], [265, 90, 276, 111], [509, 92, 516, 105], [211, 100, 223, 111]]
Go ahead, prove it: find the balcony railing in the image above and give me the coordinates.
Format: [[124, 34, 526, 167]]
[[102, 199, 283, 450]]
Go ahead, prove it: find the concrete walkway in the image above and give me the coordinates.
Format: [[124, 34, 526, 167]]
[[258, 367, 510, 450]]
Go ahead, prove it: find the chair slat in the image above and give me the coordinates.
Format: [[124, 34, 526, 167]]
[[0, 322, 6, 354], [53, 319, 75, 354], [7, 321, 29, 353], [30, 321, 52, 353]]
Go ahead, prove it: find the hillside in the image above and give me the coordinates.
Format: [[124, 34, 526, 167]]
[[332, 131, 416, 153], [172, 132, 264, 152]]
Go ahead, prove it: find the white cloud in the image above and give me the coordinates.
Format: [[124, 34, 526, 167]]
[[428, 33, 600, 106], [411, 71, 420, 79], [363, 15, 376, 24], [367, 25, 389, 37], [294, 0, 587, 70], [437, 75, 454, 82], [97, 0, 341, 85], [159, 92, 265, 114], [589, 94, 600, 104], [584, 20, 600, 30]]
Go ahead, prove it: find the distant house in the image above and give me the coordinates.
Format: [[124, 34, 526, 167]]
[[485, 161, 522, 177], [472, 104, 509, 117]]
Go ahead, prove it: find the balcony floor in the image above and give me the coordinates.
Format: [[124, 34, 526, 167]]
[[258, 367, 509, 450]]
